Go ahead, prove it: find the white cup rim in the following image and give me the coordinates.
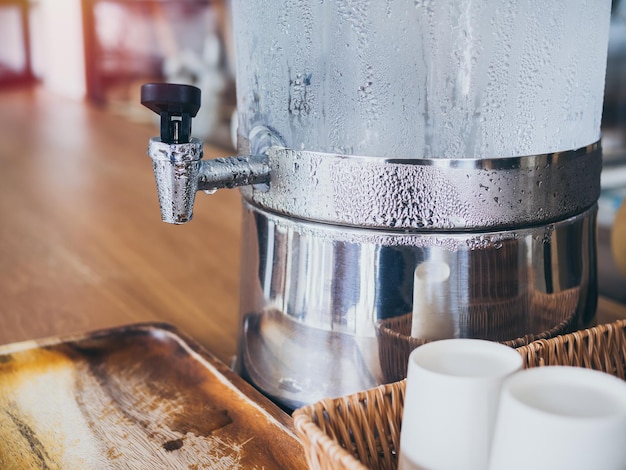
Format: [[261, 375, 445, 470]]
[[408, 338, 523, 381], [501, 366, 626, 422]]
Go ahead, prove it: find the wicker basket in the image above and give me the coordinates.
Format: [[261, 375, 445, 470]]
[[292, 319, 626, 470], [376, 287, 581, 383]]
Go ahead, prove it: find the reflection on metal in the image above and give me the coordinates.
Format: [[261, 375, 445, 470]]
[[147, 137, 270, 224], [242, 143, 601, 230], [411, 259, 453, 340], [144, 127, 600, 409], [236, 201, 597, 409]]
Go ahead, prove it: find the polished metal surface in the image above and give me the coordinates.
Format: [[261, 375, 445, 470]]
[[236, 202, 597, 409], [148, 137, 600, 230], [148, 138, 203, 224], [145, 133, 599, 409], [147, 138, 269, 224], [241, 142, 602, 230]]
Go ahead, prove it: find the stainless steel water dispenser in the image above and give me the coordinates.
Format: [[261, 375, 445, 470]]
[[141, 0, 612, 409]]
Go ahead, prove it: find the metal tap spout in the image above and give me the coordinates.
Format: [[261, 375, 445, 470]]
[[141, 83, 269, 224], [147, 137, 269, 224]]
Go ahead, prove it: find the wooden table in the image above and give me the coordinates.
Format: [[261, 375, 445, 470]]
[[0, 86, 316, 468], [0, 86, 243, 366]]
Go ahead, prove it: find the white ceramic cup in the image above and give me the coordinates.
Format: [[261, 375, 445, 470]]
[[399, 339, 523, 470], [488, 366, 626, 470]]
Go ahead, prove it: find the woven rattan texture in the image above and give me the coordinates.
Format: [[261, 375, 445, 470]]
[[376, 288, 581, 383], [293, 319, 626, 470]]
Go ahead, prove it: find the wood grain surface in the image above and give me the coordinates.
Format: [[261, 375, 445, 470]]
[[0, 86, 243, 366], [0, 323, 307, 469]]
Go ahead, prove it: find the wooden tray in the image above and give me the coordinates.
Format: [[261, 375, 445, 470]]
[[0, 322, 307, 469]]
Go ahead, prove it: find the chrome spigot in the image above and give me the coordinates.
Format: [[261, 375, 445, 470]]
[[141, 83, 269, 224]]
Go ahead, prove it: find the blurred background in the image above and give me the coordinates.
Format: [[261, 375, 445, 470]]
[[0, 0, 236, 148], [0, 0, 625, 301]]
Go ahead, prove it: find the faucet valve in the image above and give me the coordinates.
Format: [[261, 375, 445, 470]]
[[141, 82, 201, 145], [141, 83, 270, 224]]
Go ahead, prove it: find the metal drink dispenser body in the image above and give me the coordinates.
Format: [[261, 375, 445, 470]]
[[143, 0, 612, 409]]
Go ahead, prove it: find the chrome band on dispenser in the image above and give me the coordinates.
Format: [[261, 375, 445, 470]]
[[241, 142, 601, 230]]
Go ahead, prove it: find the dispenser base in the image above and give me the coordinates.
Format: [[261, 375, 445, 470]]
[[236, 201, 597, 409]]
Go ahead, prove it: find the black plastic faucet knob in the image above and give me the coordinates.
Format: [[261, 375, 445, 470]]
[[140, 83, 201, 144]]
